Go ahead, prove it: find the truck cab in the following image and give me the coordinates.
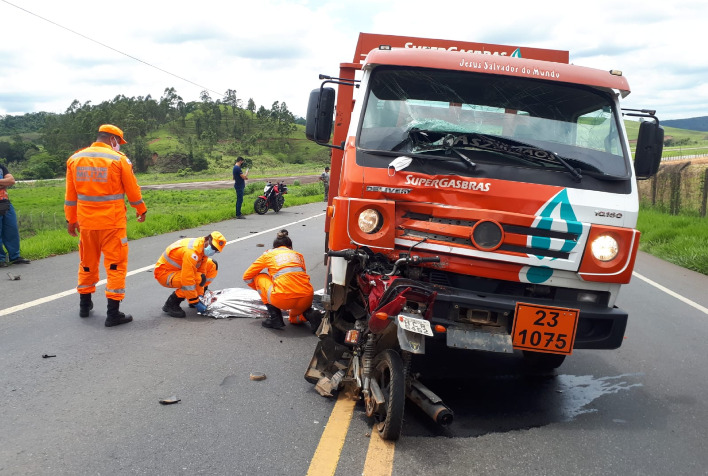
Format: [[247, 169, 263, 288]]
[[306, 33, 663, 371]]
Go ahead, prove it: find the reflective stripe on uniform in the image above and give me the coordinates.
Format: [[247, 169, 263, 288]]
[[106, 288, 125, 294], [273, 266, 305, 279], [129, 199, 144, 206], [182, 284, 196, 291], [77, 193, 125, 202], [161, 252, 181, 269], [65, 200, 77, 206], [166, 272, 176, 287], [78, 283, 96, 289], [70, 151, 121, 161]]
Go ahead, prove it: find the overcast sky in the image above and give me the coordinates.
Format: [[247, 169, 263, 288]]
[[1, 0, 706, 121]]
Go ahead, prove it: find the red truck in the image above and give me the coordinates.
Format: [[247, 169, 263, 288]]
[[303, 33, 663, 439]]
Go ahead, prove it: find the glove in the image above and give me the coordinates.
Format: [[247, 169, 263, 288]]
[[199, 273, 207, 287], [196, 301, 207, 313]]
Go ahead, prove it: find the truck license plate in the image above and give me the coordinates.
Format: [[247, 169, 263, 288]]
[[511, 303, 579, 355], [398, 314, 433, 336]]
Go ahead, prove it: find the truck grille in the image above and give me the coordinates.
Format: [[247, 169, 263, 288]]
[[399, 211, 580, 261]]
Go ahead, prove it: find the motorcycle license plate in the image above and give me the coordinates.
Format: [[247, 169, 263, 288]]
[[511, 303, 579, 355], [397, 314, 433, 336]]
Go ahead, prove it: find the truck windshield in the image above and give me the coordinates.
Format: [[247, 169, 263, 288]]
[[358, 67, 629, 178]]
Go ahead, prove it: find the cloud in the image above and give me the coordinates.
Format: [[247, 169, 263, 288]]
[[0, 0, 707, 120]]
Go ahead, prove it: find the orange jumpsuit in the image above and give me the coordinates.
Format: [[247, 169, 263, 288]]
[[64, 142, 147, 301], [154, 237, 217, 306], [243, 246, 314, 324]]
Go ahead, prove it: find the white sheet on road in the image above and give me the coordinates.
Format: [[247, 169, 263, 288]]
[[203, 287, 324, 319]]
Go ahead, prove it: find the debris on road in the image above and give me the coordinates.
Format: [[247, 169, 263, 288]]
[[42, 354, 56, 358], [249, 372, 267, 381], [159, 396, 181, 405], [7, 272, 20, 280]]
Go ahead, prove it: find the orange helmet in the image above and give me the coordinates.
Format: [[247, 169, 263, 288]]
[[210, 231, 227, 252], [99, 124, 127, 144]]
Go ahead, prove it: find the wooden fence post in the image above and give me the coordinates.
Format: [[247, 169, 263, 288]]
[[701, 168, 708, 218]]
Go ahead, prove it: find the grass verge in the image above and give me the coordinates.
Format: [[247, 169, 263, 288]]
[[636, 207, 708, 275], [8, 180, 324, 260]]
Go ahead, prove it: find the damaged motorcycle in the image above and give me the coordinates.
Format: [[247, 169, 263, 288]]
[[305, 248, 455, 440]]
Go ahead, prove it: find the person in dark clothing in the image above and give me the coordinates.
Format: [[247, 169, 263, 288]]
[[0, 163, 30, 267], [232, 157, 249, 219]]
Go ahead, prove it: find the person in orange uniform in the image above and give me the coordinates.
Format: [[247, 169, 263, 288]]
[[154, 231, 226, 317], [65, 124, 147, 327], [242, 229, 321, 331]]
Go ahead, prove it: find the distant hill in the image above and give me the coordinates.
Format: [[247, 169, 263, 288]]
[[662, 116, 708, 132]]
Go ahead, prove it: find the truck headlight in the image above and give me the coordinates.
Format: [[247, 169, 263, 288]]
[[590, 235, 618, 261], [358, 209, 382, 234]]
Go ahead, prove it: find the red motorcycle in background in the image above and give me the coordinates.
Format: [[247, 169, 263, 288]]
[[254, 181, 288, 214]]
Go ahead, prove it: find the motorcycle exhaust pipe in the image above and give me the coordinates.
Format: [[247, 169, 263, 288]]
[[407, 380, 454, 426]]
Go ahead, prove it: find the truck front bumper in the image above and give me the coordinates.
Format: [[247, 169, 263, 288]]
[[429, 286, 628, 351]]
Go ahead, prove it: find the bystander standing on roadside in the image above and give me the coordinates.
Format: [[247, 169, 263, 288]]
[[0, 162, 31, 267], [233, 157, 249, 219], [319, 166, 330, 202]]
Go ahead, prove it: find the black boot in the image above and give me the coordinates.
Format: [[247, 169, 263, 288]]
[[105, 298, 133, 327], [303, 307, 323, 334], [79, 293, 94, 318], [162, 291, 186, 318], [262, 304, 285, 329]]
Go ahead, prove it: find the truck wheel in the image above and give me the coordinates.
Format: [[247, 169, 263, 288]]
[[371, 349, 405, 440], [522, 350, 566, 372], [254, 197, 268, 215]]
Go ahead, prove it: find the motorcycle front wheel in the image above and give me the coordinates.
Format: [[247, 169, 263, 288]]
[[274, 194, 284, 212], [371, 349, 405, 440], [254, 197, 269, 215]]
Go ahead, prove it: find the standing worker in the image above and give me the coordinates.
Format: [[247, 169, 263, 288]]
[[0, 163, 31, 267], [242, 229, 321, 332], [319, 166, 330, 202], [155, 231, 226, 317], [64, 124, 147, 327], [233, 156, 248, 219]]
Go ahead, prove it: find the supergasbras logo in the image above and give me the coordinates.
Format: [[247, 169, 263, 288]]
[[405, 175, 490, 192]]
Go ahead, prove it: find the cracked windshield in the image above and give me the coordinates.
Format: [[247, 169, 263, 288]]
[[359, 67, 629, 178]]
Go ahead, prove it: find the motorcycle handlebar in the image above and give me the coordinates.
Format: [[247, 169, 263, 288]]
[[417, 257, 441, 263]]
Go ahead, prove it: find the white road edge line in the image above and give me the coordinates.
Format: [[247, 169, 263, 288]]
[[0, 212, 326, 317], [632, 271, 708, 315]]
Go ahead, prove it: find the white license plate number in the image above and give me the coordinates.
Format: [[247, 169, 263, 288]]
[[397, 315, 433, 336]]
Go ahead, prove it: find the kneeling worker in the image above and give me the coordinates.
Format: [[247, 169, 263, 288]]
[[242, 229, 321, 331], [154, 231, 226, 317]]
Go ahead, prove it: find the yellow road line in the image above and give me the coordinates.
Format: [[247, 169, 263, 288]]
[[307, 392, 357, 476], [362, 429, 396, 476]]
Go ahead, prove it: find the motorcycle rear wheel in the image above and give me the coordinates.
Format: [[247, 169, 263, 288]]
[[371, 349, 405, 440], [254, 197, 269, 215]]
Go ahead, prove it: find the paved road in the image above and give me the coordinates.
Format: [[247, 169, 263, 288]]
[[1, 202, 708, 475]]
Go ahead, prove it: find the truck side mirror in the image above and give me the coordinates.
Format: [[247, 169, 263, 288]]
[[634, 119, 664, 180], [306, 87, 336, 144]]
